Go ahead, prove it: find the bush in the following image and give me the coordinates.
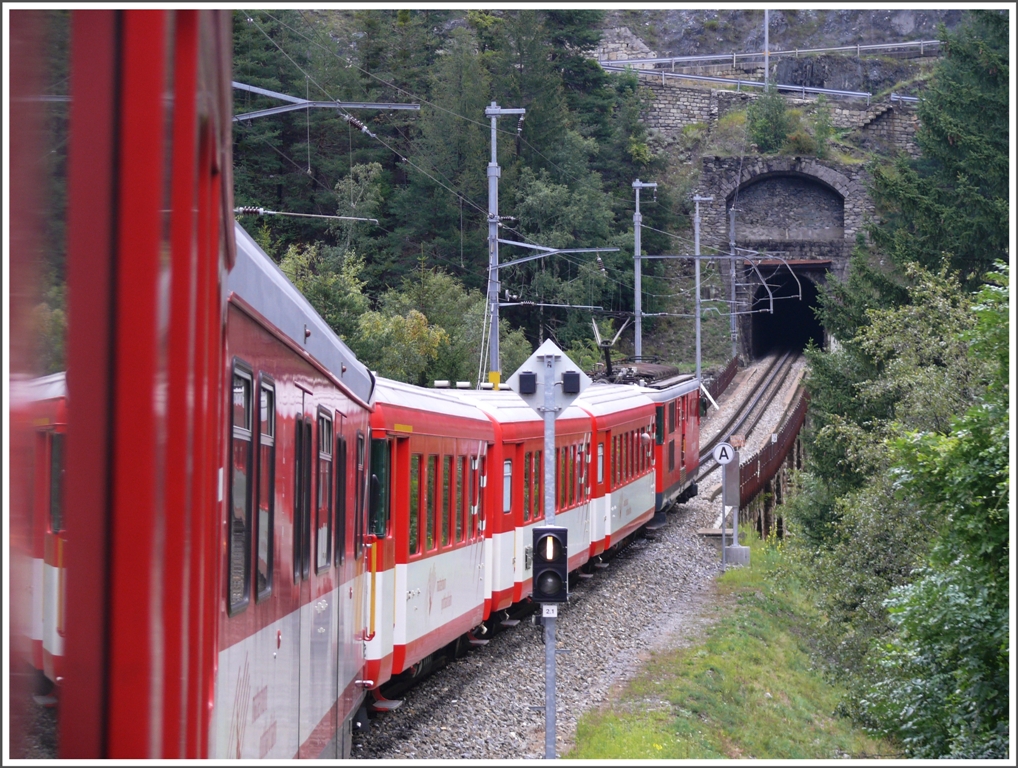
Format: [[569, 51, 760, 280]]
[[812, 96, 834, 158], [747, 88, 792, 154], [782, 130, 817, 155]]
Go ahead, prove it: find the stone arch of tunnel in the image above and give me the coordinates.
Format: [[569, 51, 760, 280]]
[[728, 171, 845, 248], [748, 266, 826, 358]]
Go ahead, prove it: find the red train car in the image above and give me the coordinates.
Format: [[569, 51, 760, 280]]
[[365, 378, 494, 689], [214, 224, 376, 758], [642, 379, 701, 511], [8, 373, 68, 696]]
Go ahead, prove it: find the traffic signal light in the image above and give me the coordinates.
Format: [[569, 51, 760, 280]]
[[532, 526, 568, 603]]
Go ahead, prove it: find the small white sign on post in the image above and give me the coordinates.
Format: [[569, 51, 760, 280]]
[[713, 442, 735, 465]]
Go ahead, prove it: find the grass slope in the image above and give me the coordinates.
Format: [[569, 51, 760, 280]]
[[566, 535, 898, 759]]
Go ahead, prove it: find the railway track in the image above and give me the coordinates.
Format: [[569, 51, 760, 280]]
[[695, 351, 801, 487]]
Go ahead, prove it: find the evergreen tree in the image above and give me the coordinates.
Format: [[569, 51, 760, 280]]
[[869, 10, 1009, 285]]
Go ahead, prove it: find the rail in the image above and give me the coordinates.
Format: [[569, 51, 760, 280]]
[[600, 64, 873, 103], [739, 389, 809, 506], [598, 39, 942, 70]]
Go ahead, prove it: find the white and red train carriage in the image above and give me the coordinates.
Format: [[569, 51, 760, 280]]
[[214, 223, 376, 758], [7, 9, 706, 759], [8, 8, 377, 759], [451, 389, 596, 612], [363, 378, 494, 690], [8, 373, 69, 695], [642, 378, 702, 511]]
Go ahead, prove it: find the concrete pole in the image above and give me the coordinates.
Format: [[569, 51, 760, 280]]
[[692, 196, 713, 386], [487, 107, 501, 387], [729, 208, 738, 360], [632, 179, 657, 360], [485, 102, 525, 389], [764, 10, 770, 89]]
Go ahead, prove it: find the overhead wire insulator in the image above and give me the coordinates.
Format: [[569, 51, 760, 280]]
[[342, 113, 376, 139], [234, 206, 265, 216]]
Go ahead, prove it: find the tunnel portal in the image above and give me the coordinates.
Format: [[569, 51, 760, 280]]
[[749, 264, 825, 358]]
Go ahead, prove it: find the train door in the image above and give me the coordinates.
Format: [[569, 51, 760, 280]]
[[295, 396, 341, 757], [295, 391, 325, 757], [589, 431, 609, 556], [333, 413, 362, 757]]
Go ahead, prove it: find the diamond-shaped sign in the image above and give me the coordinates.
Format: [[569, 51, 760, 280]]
[[505, 339, 591, 417]]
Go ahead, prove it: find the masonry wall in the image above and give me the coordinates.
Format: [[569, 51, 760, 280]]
[[733, 175, 844, 240], [638, 77, 919, 156]]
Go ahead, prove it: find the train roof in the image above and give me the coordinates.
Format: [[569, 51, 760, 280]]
[[451, 387, 589, 425], [374, 378, 493, 425], [636, 376, 700, 404], [228, 221, 375, 407], [573, 381, 655, 420], [8, 371, 66, 407]]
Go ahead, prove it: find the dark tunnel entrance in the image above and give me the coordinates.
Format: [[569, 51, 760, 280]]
[[750, 268, 825, 357]]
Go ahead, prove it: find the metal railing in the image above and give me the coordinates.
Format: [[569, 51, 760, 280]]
[[598, 39, 942, 70], [739, 389, 809, 506], [601, 63, 872, 103], [890, 92, 920, 103], [706, 356, 739, 404]]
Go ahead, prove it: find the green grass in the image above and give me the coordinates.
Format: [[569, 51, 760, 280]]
[[565, 534, 896, 759]]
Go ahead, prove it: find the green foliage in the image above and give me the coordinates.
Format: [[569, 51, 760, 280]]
[[781, 129, 817, 156], [31, 282, 66, 375], [705, 110, 749, 156], [868, 10, 1009, 286], [859, 264, 1009, 758], [569, 537, 895, 759], [279, 242, 368, 343], [356, 309, 447, 385], [787, 262, 1001, 749], [746, 88, 793, 154], [230, 8, 683, 369], [811, 96, 834, 159]]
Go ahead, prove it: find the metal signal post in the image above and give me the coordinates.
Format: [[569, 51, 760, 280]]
[[506, 341, 590, 759]]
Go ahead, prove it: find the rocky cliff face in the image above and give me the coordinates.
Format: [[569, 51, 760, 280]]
[[607, 9, 965, 58]]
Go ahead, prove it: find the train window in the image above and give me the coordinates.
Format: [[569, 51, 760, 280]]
[[478, 455, 487, 527], [294, 418, 305, 583], [669, 440, 676, 472], [425, 455, 437, 550], [355, 432, 365, 558], [681, 433, 686, 467], [369, 438, 390, 538], [502, 459, 512, 514], [597, 442, 604, 485], [656, 406, 665, 445], [469, 456, 479, 538], [557, 448, 565, 510], [335, 434, 347, 566], [49, 433, 65, 533], [316, 414, 333, 572], [533, 451, 541, 519], [301, 419, 313, 579], [409, 454, 421, 555], [568, 446, 576, 506], [256, 382, 275, 601], [441, 456, 452, 547], [582, 442, 590, 497], [523, 452, 532, 522], [668, 401, 676, 433], [229, 366, 253, 614], [456, 457, 465, 544]]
